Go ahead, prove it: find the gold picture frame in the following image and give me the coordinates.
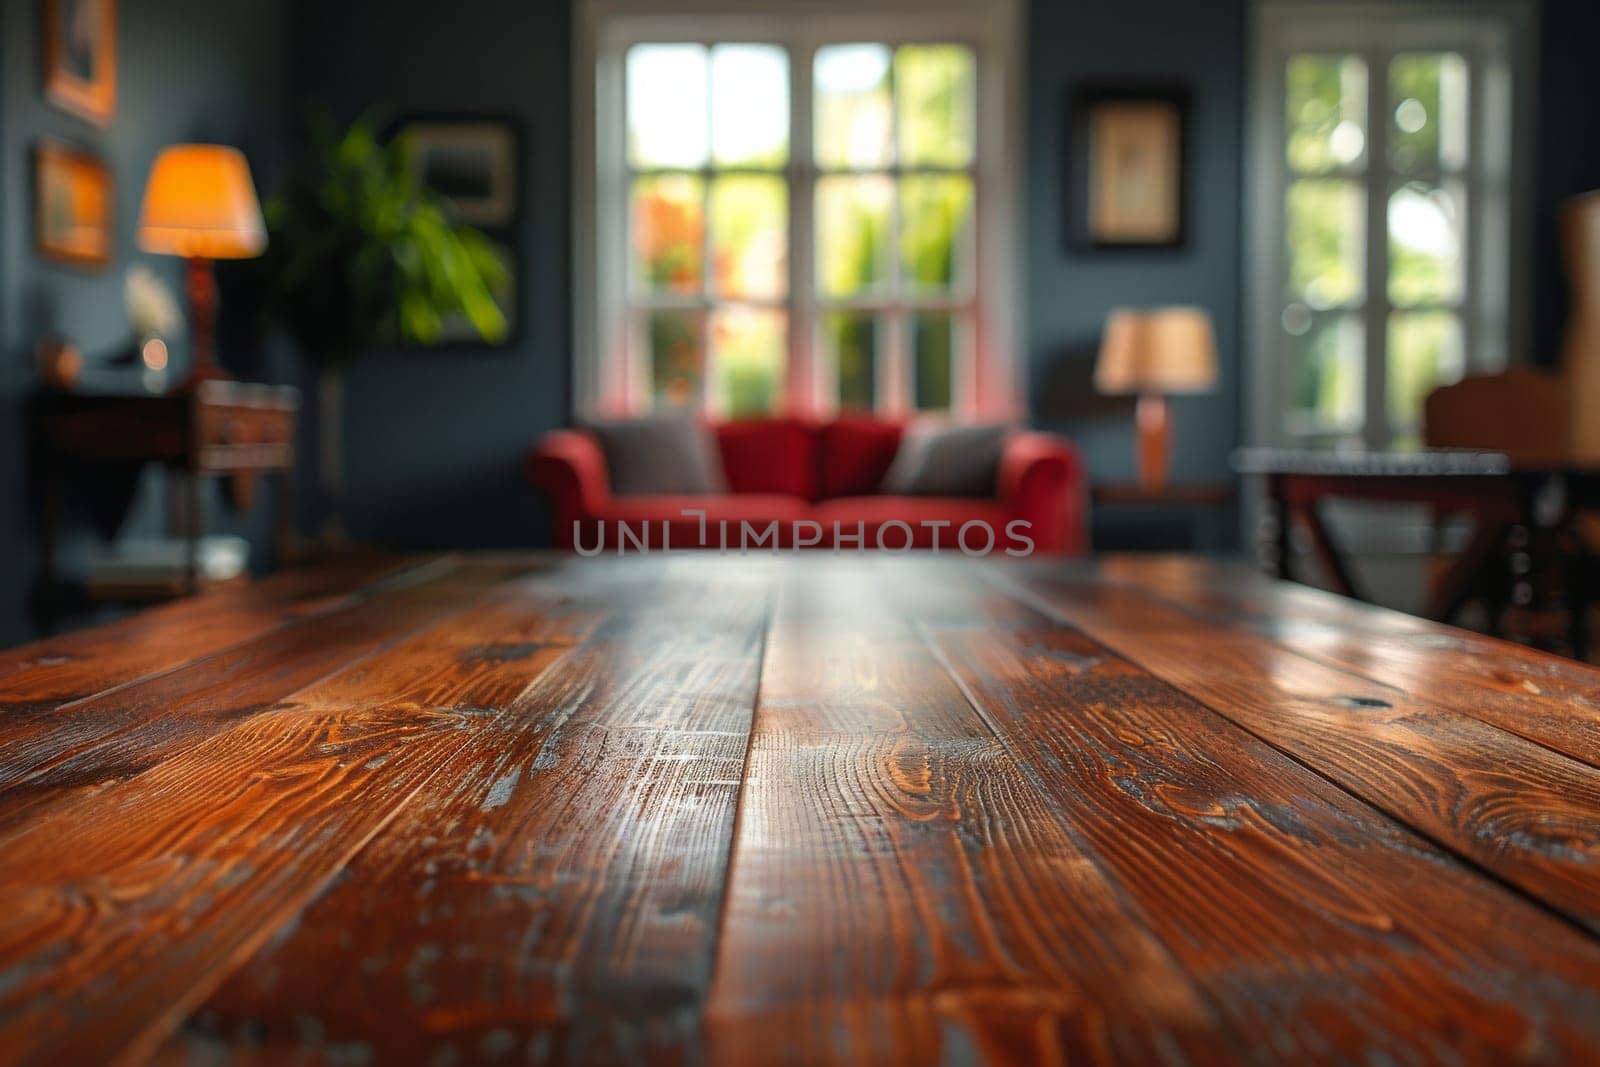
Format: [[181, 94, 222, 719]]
[[44, 0, 117, 126], [36, 140, 114, 270]]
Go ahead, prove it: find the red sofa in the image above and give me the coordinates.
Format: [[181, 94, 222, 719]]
[[526, 417, 1086, 555]]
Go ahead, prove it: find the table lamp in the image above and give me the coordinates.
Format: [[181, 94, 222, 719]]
[[1095, 307, 1218, 491], [137, 145, 266, 387]]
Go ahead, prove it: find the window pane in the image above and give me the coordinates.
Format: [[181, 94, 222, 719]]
[[817, 175, 892, 297], [711, 45, 789, 168], [647, 310, 703, 410], [823, 312, 878, 411], [1388, 181, 1464, 306], [900, 175, 972, 295], [894, 45, 974, 167], [913, 313, 955, 411], [632, 175, 704, 296], [711, 307, 785, 416], [1286, 179, 1364, 308], [711, 175, 787, 299], [1390, 53, 1468, 173], [628, 45, 707, 168], [815, 44, 892, 169], [1286, 314, 1363, 432], [1286, 54, 1367, 172], [1389, 311, 1464, 429]]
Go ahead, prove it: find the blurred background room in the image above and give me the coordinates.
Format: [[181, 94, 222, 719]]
[[3, 0, 1599, 656]]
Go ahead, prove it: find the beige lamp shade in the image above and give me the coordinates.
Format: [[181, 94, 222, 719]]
[[1094, 307, 1218, 395], [137, 145, 266, 259]]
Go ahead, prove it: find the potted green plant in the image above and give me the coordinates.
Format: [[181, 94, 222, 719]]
[[253, 112, 509, 541]]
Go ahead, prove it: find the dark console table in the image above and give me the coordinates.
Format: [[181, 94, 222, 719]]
[[30, 380, 299, 627]]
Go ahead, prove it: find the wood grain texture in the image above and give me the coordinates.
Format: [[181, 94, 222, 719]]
[[162, 559, 772, 1065], [0, 554, 421, 716], [707, 561, 1233, 1064], [922, 561, 1600, 1060], [0, 566, 578, 1065], [0, 560, 532, 830], [0, 553, 1598, 1065], [1098, 555, 1600, 768], [993, 561, 1600, 936]]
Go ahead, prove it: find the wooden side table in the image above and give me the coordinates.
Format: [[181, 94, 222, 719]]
[[30, 380, 300, 627], [1090, 482, 1237, 553]]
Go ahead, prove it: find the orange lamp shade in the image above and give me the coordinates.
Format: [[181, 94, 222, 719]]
[[137, 145, 266, 259], [1094, 307, 1219, 396]]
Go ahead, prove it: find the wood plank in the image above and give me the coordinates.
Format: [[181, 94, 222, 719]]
[[916, 559, 1600, 1060], [159, 558, 772, 1065], [990, 561, 1600, 936], [0, 565, 594, 1066], [0, 560, 535, 832], [0, 554, 425, 715], [1098, 556, 1600, 769], [706, 560, 1235, 1063]]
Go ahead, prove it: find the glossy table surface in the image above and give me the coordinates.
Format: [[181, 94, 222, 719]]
[[2, 553, 1600, 1064]]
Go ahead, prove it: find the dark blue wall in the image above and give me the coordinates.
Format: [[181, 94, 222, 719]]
[[1533, 0, 1600, 364], [1025, 0, 1247, 490], [0, 0, 290, 646], [285, 0, 571, 551]]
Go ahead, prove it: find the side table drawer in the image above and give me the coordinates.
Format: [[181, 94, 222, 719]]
[[196, 405, 297, 471]]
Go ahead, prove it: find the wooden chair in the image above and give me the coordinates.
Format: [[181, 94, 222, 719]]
[[1424, 366, 1594, 655], [1423, 366, 1569, 466]]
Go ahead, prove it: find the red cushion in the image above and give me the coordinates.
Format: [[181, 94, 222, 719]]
[[816, 418, 904, 499], [714, 418, 817, 499], [586, 494, 813, 549], [812, 496, 1018, 551]]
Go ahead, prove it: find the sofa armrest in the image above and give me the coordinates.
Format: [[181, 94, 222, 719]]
[[997, 431, 1087, 556], [526, 430, 611, 549]]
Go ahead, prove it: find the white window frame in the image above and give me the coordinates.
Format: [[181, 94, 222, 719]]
[[1247, 1, 1535, 452], [573, 0, 1023, 421]]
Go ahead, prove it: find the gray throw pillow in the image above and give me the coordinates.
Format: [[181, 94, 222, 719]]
[[586, 417, 727, 496], [882, 423, 1010, 498]]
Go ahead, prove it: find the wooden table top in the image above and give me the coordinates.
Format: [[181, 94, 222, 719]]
[[3, 553, 1600, 1064]]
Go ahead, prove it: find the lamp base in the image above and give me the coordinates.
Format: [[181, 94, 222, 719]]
[[176, 255, 229, 391], [1135, 393, 1171, 491]]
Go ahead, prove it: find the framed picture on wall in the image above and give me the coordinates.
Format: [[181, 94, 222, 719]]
[[398, 118, 520, 227], [35, 140, 113, 270], [43, 0, 117, 126], [394, 115, 522, 348], [1065, 85, 1188, 250]]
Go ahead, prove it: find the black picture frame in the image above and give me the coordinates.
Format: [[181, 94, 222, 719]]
[[1063, 84, 1190, 252], [392, 113, 524, 350]]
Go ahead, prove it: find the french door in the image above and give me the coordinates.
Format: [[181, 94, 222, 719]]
[[1250, 4, 1531, 452]]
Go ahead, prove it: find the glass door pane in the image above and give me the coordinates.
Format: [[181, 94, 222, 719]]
[[1286, 179, 1366, 309], [1286, 314, 1364, 434], [1388, 311, 1464, 430], [1389, 53, 1469, 173], [1286, 54, 1368, 172], [1388, 181, 1465, 306]]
